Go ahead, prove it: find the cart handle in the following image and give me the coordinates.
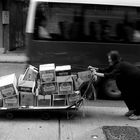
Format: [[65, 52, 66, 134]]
[[66, 98, 84, 109]]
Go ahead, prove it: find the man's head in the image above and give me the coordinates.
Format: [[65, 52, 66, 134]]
[[107, 50, 121, 65]]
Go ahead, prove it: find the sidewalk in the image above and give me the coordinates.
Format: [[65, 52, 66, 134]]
[[0, 48, 28, 63], [0, 99, 140, 140], [66, 100, 140, 140]]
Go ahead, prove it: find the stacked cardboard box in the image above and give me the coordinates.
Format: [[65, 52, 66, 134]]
[[0, 92, 3, 107], [18, 65, 38, 107], [55, 65, 74, 106], [38, 63, 57, 106], [40, 82, 57, 95], [37, 93, 52, 106], [56, 65, 73, 94], [77, 70, 92, 82], [3, 96, 19, 108], [67, 91, 81, 106], [55, 65, 71, 76], [71, 74, 84, 90], [0, 74, 19, 108], [23, 65, 38, 81], [52, 95, 67, 106], [56, 76, 73, 95], [72, 70, 92, 90], [39, 63, 56, 83], [38, 64, 79, 107], [18, 80, 36, 106], [0, 64, 81, 109]]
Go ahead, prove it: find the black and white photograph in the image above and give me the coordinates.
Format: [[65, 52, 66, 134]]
[[0, 0, 140, 139]]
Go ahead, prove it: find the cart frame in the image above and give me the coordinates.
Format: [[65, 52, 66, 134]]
[[0, 97, 84, 120], [0, 70, 96, 120]]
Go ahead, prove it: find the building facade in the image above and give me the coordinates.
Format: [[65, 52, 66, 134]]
[[0, 0, 28, 53]]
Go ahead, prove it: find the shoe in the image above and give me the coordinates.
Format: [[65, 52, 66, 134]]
[[124, 110, 135, 117], [129, 114, 140, 120]]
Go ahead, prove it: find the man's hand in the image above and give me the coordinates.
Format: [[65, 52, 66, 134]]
[[88, 66, 98, 71]]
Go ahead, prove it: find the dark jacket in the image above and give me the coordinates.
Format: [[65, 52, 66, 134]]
[[98, 60, 140, 93]]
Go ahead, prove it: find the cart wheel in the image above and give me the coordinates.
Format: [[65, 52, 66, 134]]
[[41, 113, 50, 120], [66, 112, 74, 120], [6, 112, 14, 120], [103, 79, 121, 99]]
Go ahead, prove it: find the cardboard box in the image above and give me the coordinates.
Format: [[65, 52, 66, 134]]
[[39, 63, 56, 83], [3, 95, 19, 108], [77, 70, 92, 82], [55, 65, 71, 76], [18, 80, 36, 106], [0, 92, 3, 107], [18, 74, 24, 85], [20, 92, 35, 106], [23, 65, 38, 81], [37, 94, 51, 106], [0, 74, 18, 98], [57, 76, 73, 94], [67, 91, 81, 106], [52, 95, 67, 106], [72, 75, 84, 90], [0, 98, 3, 107], [40, 82, 57, 95], [18, 81, 36, 94]]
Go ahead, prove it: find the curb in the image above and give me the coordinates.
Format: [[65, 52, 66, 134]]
[[0, 54, 28, 63]]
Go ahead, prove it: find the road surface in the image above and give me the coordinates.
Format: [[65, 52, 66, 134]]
[[0, 63, 27, 78]]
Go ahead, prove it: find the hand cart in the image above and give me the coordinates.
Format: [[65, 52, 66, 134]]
[[0, 69, 97, 120], [0, 95, 84, 120]]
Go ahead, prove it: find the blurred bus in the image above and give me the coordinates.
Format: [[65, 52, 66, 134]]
[[25, 0, 140, 99]]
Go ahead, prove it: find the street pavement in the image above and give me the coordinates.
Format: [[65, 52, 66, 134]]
[[0, 49, 27, 78], [0, 50, 28, 63], [0, 51, 140, 139], [0, 100, 140, 140], [74, 100, 140, 140], [0, 63, 27, 78]]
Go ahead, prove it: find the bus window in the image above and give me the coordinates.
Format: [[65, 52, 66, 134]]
[[38, 16, 52, 39], [33, 2, 140, 43]]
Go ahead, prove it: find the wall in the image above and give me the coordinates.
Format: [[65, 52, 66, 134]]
[[0, 1, 3, 53]]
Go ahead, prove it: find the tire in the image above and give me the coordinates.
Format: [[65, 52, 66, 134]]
[[103, 79, 121, 100], [41, 112, 50, 120], [80, 81, 95, 100], [6, 112, 14, 120]]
